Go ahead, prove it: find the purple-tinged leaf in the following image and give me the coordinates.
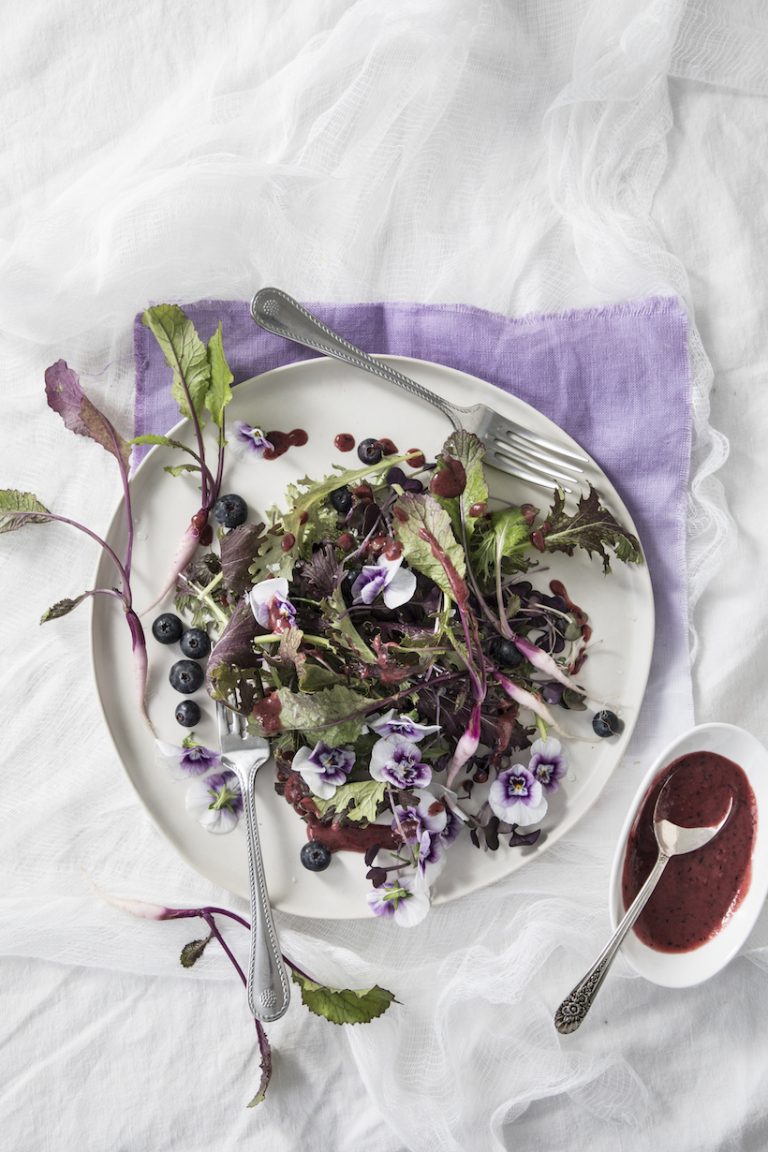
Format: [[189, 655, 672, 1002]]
[[180, 935, 213, 968], [40, 593, 92, 623], [0, 490, 51, 534], [220, 521, 266, 598], [44, 361, 131, 470]]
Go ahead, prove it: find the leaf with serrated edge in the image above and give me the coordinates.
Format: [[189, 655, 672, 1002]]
[[0, 490, 51, 534], [265, 685, 370, 745], [291, 970, 396, 1025], [312, 779, 387, 824], [393, 492, 467, 602], [141, 304, 211, 421], [542, 487, 643, 573], [40, 593, 91, 623], [432, 430, 488, 540]]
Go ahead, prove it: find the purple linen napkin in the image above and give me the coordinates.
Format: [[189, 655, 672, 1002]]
[[134, 295, 691, 722]]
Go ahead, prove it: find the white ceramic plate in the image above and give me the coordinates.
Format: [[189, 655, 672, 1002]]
[[608, 722, 768, 987], [91, 356, 655, 918]]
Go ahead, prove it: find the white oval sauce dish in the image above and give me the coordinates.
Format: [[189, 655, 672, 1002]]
[[609, 722, 768, 987]]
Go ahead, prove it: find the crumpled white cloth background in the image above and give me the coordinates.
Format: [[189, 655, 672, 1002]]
[[3, 1, 768, 1149]]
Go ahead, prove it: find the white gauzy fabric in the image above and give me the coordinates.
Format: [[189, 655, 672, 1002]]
[[3, 2, 768, 1150]]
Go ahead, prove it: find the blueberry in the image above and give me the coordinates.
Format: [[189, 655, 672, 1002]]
[[357, 438, 383, 465], [592, 709, 623, 738], [489, 636, 523, 668], [212, 493, 248, 529], [180, 628, 211, 659], [175, 700, 201, 727], [300, 841, 332, 872], [169, 659, 205, 694], [330, 486, 353, 514], [152, 612, 183, 645]]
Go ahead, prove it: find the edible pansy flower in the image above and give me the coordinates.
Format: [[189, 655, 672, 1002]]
[[369, 709, 441, 743], [528, 736, 567, 792], [488, 764, 548, 828], [248, 576, 297, 633], [440, 803, 463, 846], [233, 420, 273, 458], [155, 736, 221, 780], [366, 871, 430, 927], [350, 554, 417, 610], [391, 791, 450, 879], [369, 736, 432, 789], [292, 741, 355, 799], [185, 769, 243, 834]]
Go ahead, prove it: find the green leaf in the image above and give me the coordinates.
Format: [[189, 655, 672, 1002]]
[[541, 487, 643, 573], [40, 593, 91, 622], [130, 433, 191, 450], [471, 506, 532, 582], [298, 663, 340, 692], [0, 490, 52, 534], [180, 935, 212, 968], [291, 970, 396, 1025], [321, 585, 376, 663], [141, 304, 211, 422], [205, 323, 234, 427], [432, 430, 488, 540], [266, 684, 370, 745], [393, 492, 467, 603], [312, 779, 387, 825], [164, 463, 200, 477]]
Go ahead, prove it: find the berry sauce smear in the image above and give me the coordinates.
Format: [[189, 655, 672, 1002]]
[[621, 751, 757, 952]]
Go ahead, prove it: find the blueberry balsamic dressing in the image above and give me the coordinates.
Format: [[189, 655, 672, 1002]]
[[622, 751, 757, 952], [334, 432, 355, 452], [263, 428, 308, 460]]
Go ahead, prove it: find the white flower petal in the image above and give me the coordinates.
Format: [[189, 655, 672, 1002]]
[[300, 768, 339, 800], [196, 806, 240, 834], [248, 577, 289, 627], [382, 566, 417, 609]]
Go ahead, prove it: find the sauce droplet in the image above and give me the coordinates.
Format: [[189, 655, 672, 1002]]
[[429, 457, 466, 498], [334, 432, 355, 452], [263, 429, 308, 460], [406, 449, 426, 469], [378, 437, 398, 456]]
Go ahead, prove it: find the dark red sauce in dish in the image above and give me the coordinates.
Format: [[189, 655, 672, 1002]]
[[334, 432, 355, 452], [378, 437, 398, 456], [622, 751, 757, 952], [264, 428, 308, 459]]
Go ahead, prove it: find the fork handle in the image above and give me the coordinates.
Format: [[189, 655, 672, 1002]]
[[251, 287, 462, 430], [242, 764, 291, 1022]]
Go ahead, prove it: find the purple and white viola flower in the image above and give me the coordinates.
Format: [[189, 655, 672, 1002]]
[[440, 802, 463, 846], [292, 741, 355, 799], [185, 769, 243, 834], [369, 709, 441, 743], [248, 576, 297, 633], [366, 870, 430, 927], [529, 736, 567, 792], [489, 764, 548, 828], [391, 788, 449, 877], [232, 420, 273, 458], [155, 737, 222, 780], [350, 554, 417, 610], [369, 736, 432, 789]]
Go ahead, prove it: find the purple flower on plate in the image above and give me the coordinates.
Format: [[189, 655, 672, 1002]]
[[366, 871, 430, 927], [488, 765, 548, 828], [248, 577, 297, 633], [351, 554, 417, 610], [369, 709, 441, 743], [155, 737, 221, 780], [391, 788, 449, 878], [529, 736, 567, 792], [233, 421, 273, 458], [185, 769, 243, 834], [292, 741, 355, 799], [369, 736, 432, 789], [440, 802, 463, 847]]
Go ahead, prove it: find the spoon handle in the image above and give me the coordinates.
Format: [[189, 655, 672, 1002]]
[[554, 852, 670, 1034]]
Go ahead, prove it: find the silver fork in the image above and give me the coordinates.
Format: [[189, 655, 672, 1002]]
[[250, 287, 588, 492], [216, 701, 291, 1022]]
